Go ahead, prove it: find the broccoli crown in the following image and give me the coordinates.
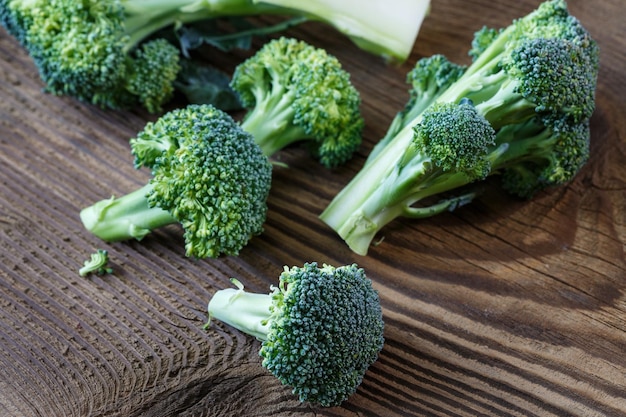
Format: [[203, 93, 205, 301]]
[[231, 37, 364, 168], [494, 116, 591, 198], [131, 104, 272, 258], [505, 37, 598, 124], [454, 0, 599, 127], [2, 0, 180, 112], [413, 101, 496, 181], [259, 262, 384, 407]]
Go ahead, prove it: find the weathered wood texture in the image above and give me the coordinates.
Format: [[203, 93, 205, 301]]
[[1, 0, 624, 416]]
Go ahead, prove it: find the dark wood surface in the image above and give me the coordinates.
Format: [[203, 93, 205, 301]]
[[1, 0, 625, 416]]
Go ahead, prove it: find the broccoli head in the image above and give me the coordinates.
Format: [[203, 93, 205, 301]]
[[231, 37, 364, 168], [321, 0, 599, 255], [207, 262, 385, 406], [80, 104, 272, 258], [0, 0, 186, 112], [414, 101, 496, 180]]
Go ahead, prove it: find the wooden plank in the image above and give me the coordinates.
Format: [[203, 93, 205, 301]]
[[1, 0, 625, 415]]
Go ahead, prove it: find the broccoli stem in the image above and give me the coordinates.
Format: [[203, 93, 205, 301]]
[[122, 0, 285, 50], [256, 0, 430, 61], [320, 124, 477, 255], [206, 281, 272, 340], [489, 118, 559, 171], [79, 183, 176, 242], [240, 91, 307, 158], [321, 124, 416, 231], [321, 116, 510, 255], [326, 169, 476, 255]]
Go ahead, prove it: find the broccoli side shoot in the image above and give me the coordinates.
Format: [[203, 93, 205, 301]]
[[80, 104, 272, 258], [468, 26, 501, 61], [206, 262, 385, 407], [230, 37, 364, 168], [491, 116, 591, 198], [366, 54, 466, 164], [320, 101, 497, 255], [320, 0, 599, 255]]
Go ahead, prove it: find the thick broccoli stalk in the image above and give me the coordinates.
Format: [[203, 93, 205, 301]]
[[231, 37, 364, 168], [80, 104, 272, 258], [252, 0, 431, 62], [320, 0, 599, 255], [206, 262, 385, 407]]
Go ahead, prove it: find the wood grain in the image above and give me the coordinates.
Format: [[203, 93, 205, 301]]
[[1, 0, 625, 416]]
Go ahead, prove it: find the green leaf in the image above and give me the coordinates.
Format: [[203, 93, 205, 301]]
[[176, 16, 309, 56], [174, 59, 242, 111]]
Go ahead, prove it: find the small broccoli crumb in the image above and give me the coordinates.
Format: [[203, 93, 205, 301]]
[[79, 250, 113, 277]]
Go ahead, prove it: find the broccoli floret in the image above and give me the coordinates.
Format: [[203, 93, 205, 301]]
[[80, 104, 272, 258], [468, 26, 501, 60], [206, 262, 384, 407], [79, 249, 113, 276], [0, 0, 183, 111], [366, 54, 466, 164], [436, 0, 599, 128], [231, 37, 364, 168], [254, 0, 431, 62], [320, 0, 599, 255]]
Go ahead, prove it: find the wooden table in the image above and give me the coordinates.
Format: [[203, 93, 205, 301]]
[[1, 1, 624, 415]]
